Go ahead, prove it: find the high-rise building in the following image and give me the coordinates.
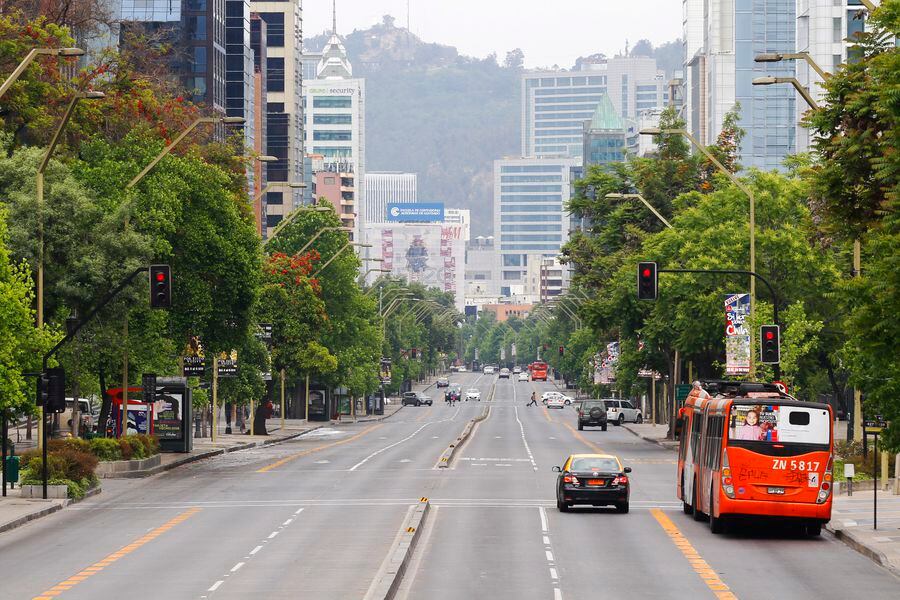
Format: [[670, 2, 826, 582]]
[[795, 0, 874, 152], [304, 16, 365, 240], [684, 0, 797, 170], [493, 157, 579, 298], [252, 0, 305, 238], [465, 236, 500, 300], [443, 208, 471, 244], [362, 172, 417, 226], [250, 12, 269, 236], [521, 57, 667, 159], [226, 1, 258, 211], [582, 94, 639, 167]]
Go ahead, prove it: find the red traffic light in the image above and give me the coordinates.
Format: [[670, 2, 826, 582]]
[[765, 331, 774, 340], [642, 268, 651, 278], [155, 271, 166, 282]]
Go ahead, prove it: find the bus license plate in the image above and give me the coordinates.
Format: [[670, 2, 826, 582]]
[[767, 487, 785, 495]]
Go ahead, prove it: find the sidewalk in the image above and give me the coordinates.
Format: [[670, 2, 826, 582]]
[[621, 422, 680, 451], [828, 490, 900, 577]]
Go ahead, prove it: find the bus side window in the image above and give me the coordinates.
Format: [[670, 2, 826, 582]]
[[691, 414, 702, 464]]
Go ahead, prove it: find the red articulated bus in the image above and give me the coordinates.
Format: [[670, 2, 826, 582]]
[[529, 361, 549, 382], [676, 381, 834, 535]]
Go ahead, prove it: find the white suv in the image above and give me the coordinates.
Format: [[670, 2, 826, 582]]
[[605, 399, 643, 425], [483, 366, 495, 374]]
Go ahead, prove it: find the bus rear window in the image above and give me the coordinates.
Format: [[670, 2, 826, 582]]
[[728, 404, 830, 445]]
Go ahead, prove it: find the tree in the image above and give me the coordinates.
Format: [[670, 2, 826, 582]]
[[504, 48, 525, 70]]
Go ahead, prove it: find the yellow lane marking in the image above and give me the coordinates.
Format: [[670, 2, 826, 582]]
[[32, 508, 201, 599], [561, 421, 607, 454], [542, 406, 553, 423], [256, 424, 383, 472], [650, 509, 738, 599]]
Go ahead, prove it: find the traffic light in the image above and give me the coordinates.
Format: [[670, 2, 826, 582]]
[[558, 346, 564, 356], [760, 325, 780, 364], [38, 367, 66, 413], [637, 262, 658, 300], [149, 264, 172, 309]]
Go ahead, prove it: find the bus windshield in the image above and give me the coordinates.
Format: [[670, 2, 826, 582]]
[[728, 402, 830, 447]]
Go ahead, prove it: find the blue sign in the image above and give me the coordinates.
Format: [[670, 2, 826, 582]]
[[386, 202, 445, 222]]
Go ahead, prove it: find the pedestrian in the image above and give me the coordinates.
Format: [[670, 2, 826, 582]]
[[527, 391, 538, 407]]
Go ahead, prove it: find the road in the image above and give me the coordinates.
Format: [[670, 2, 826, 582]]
[[0, 372, 897, 599]]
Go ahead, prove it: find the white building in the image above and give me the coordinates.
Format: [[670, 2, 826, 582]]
[[465, 236, 500, 300], [493, 157, 579, 298], [444, 208, 471, 244], [253, 1, 305, 238], [304, 24, 365, 241], [524, 257, 568, 302], [521, 57, 667, 159], [362, 172, 417, 226], [795, 0, 874, 152]]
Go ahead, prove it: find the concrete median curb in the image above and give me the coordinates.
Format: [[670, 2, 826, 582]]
[[437, 403, 491, 469], [364, 499, 431, 600], [0, 483, 101, 535], [621, 423, 679, 452], [826, 524, 900, 578]]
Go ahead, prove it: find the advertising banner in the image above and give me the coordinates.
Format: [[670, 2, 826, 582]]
[[595, 342, 619, 384], [153, 391, 184, 440], [386, 202, 445, 222], [217, 351, 238, 378], [724, 293, 751, 375], [182, 336, 205, 377], [380, 358, 392, 385]]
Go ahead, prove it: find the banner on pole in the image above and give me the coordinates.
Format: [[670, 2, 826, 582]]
[[724, 293, 751, 375]]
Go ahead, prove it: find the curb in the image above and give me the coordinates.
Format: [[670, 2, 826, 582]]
[[621, 424, 679, 452], [826, 524, 900, 578], [0, 482, 102, 535], [343, 406, 405, 424], [365, 499, 430, 600], [437, 402, 491, 469]]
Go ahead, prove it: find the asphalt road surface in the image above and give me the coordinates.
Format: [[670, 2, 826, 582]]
[[1, 372, 897, 599]]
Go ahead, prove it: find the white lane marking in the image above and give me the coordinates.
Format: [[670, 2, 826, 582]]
[[379, 436, 388, 440], [230, 562, 245, 573], [494, 436, 503, 439], [543, 536, 550, 545], [399, 459, 412, 463], [539, 506, 548, 533], [208, 581, 224, 592], [283, 518, 293, 526], [554, 588, 563, 600], [249, 545, 263, 555], [549, 568, 558, 580], [268, 531, 279, 539], [314, 460, 330, 464], [545, 550, 554, 562], [549, 437, 556, 440], [495, 464, 512, 467], [458, 457, 532, 462], [432, 436, 439, 439], [472, 463, 487, 466], [349, 422, 433, 471], [513, 405, 538, 471], [294, 507, 304, 515]]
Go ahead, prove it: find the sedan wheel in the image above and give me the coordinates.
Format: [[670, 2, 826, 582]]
[[616, 502, 629, 514], [636, 414, 643, 424], [557, 498, 569, 513], [618, 414, 625, 426]]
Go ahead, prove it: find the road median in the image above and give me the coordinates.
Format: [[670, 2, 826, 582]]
[[436, 383, 493, 469], [363, 498, 431, 600]]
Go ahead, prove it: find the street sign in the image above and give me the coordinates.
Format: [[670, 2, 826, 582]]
[[675, 384, 692, 405], [864, 415, 887, 434], [142, 373, 157, 404], [183, 356, 205, 377], [256, 323, 273, 342]]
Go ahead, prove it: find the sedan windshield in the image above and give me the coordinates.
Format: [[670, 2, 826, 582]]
[[570, 458, 619, 472]]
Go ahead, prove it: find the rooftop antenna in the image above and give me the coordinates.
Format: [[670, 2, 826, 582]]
[[332, 0, 337, 35]]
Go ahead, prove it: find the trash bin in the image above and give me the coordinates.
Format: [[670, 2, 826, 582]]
[[4, 455, 20, 487]]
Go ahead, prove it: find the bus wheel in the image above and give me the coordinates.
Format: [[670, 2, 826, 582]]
[[709, 485, 725, 534], [806, 523, 822, 537]]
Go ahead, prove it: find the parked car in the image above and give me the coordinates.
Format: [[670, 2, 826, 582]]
[[59, 398, 95, 436], [577, 399, 608, 431], [437, 377, 450, 388], [402, 392, 432, 407], [518, 372, 529, 382], [465, 388, 481, 401], [499, 368, 511, 379], [483, 366, 495, 374], [554, 453, 631, 513], [458, 366, 467, 373], [605, 399, 643, 425]]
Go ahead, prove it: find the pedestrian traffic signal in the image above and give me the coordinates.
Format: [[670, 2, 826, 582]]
[[149, 264, 172, 309], [38, 367, 66, 413], [637, 262, 658, 300], [760, 325, 780, 364]]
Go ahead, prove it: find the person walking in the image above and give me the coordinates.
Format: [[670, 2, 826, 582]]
[[527, 391, 538, 407]]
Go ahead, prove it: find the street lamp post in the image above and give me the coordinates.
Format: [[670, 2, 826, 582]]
[[311, 242, 371, 278], [752, 76, 819, 110], [606, 193, 674, 230], [640, 126, 758, 375], [35, 89, 105, 448], [0, 47, 84, 100]]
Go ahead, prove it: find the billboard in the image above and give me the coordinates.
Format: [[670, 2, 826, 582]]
[[724, 293, 751, 375], [386, 202, 445, 222], [370, 223, 465, 310]]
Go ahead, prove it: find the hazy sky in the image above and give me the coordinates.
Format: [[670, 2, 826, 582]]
[[305, 0, 682, 67]]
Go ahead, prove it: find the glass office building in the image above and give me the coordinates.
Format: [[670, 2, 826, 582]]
[[493, 157, 579, 297]]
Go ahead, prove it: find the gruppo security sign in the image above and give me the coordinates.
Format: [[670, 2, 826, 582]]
[[386, 202, 444, 222]]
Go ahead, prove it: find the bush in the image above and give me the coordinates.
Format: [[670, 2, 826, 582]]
[[19, 447, 97, 482], [48, 438, 92, 454], [90, 437, 122, 461], [19, 470, 98, 499], [118, 438, 134, 460], [133, 434, 160, 456]]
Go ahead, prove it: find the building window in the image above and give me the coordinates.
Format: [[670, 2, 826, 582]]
[[193, 46, 207, 73], [260, 13, 285, 47], [313, 130, 352, 141], [313, 96, 352, 108], [267, 57, 284, 92], [503, 255, 522, 266], [266, 214, 283, 227], [833, 17, 843, 43], [847, 10, 865, 40], [314, 114, 352, 125], [324, 177, 336, 184]]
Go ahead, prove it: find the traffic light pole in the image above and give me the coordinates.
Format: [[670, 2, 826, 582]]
[[39, 266, 149, 499], [659, 268, 781, 380]]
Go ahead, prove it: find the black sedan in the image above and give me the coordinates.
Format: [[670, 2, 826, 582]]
[[553, 454, 631, 513]]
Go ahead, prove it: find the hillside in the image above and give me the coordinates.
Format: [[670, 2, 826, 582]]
[[307, 17, 682, 236]]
